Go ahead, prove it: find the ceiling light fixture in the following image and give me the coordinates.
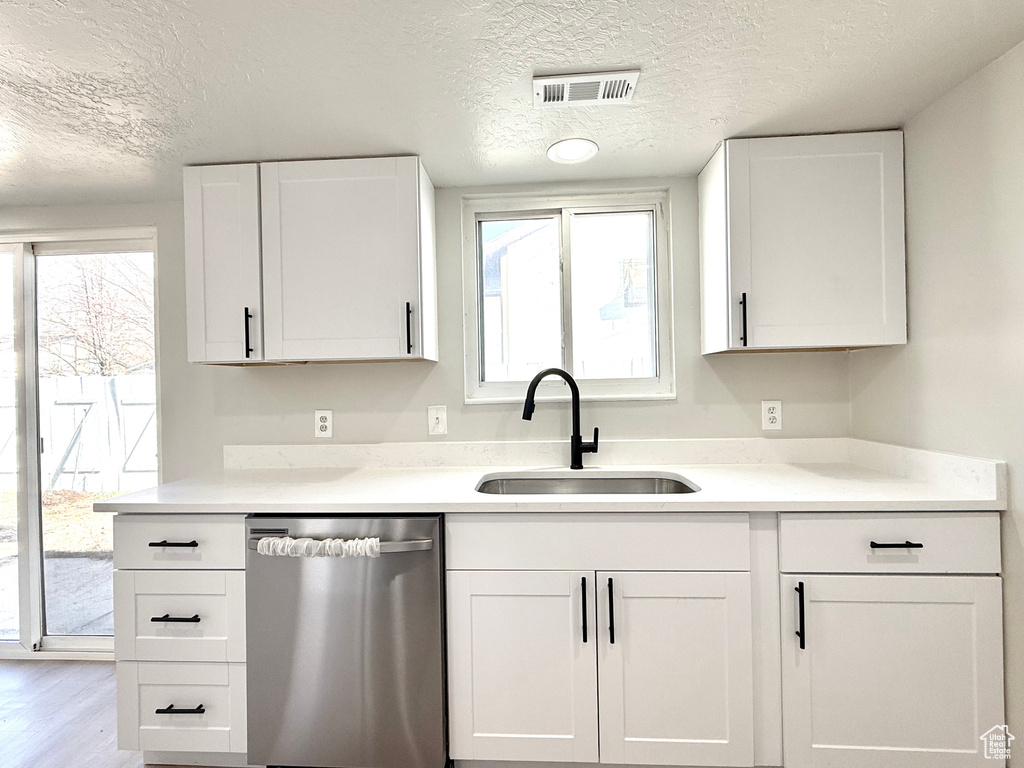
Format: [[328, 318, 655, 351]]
[[547, 138, 599, 164]]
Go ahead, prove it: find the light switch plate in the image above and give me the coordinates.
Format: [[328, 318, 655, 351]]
[[761, 400, 782, 430], [315, 409, 333, 438], [427, 405, 447, 435]]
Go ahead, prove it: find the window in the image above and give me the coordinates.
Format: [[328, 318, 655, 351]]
[[0, 230, 157, 654], [463, 192, 674, 402]]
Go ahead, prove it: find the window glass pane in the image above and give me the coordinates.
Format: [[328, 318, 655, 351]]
[[479, 218, 562, 382], [570, 211, 657, 379], [0, 249, 15, 640], [37, 250, 156, 636]]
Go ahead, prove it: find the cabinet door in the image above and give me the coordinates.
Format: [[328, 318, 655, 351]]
[[781, 575, 1005, 768], [727, 131, 906, 349], [260, 156, 423, 361], [183, 164, 263, 363], [446, 570, 598, 762], [598, 571, 754, 766]]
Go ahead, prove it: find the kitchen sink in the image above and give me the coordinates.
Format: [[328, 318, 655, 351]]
[[475, 471, 700, 495]]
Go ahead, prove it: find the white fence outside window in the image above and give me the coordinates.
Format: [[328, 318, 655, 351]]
[[0, 374, 156, 494]]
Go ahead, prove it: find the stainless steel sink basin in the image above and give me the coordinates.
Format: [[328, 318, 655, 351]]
[[476, 472, 700, 495]]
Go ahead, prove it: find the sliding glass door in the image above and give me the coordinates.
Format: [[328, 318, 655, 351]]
[[0, 247, 16, 641], [0, 233, 157, 652]]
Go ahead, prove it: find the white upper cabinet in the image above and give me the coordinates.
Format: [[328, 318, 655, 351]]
[[183, 156, 437, 364], [260, 156, 437, 362], [184, 164, 263, 363], [699, 131, 907, 353]]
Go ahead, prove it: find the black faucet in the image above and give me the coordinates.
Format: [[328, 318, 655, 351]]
[[522, 368, 599, 470]]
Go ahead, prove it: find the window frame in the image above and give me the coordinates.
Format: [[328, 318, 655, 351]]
[[462, 190, 675, 403]]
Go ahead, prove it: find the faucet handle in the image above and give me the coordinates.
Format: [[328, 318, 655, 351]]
[[583, 427, 599, 454]]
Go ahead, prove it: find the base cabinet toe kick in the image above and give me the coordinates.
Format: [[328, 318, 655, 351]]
[[111, 509, 1005, 768]]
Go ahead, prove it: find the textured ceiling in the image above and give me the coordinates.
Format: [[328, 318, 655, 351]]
[[0, 0, 1022, 205]]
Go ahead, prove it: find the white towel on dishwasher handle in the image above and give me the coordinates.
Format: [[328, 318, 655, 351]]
[[256, 536, 380, 558]]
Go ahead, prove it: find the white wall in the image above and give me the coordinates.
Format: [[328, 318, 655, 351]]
[[3, 177, 852, 481], [849, 40, 1024, 746]]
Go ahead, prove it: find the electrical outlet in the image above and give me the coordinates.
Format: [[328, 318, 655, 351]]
[[761, 400, 782, 430], [427, 405, 447, 436], [314, 409, 333, 438]]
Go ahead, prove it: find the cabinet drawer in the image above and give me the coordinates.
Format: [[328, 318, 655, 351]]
[[114, 515, 245, 570], [116, 661, 247, 753], [114, 570, 245, 662], [779, 512, 1001, 574], [446, 513, 749, 571]]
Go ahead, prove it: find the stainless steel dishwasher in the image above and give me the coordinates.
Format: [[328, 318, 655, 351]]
[[245, 515, 447, 768]]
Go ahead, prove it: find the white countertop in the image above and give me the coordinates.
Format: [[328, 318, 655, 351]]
[[95, 438, 1007, 514]]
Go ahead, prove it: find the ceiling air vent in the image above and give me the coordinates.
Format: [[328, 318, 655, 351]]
[[533, 70, 640, 108]]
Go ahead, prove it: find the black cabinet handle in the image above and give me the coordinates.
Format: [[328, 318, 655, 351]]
[[151, 614, 201, 623], [243, 307, 253, 359], [155, 704, 205, 715], [148, 540, 199, 548], [581, 577, 588, 643], [739, 292, 748, 347], [607, 577, 615, 645], [870, 540, 924, 549], [405, 301, 413, 354], [795, 581, 806, 650]]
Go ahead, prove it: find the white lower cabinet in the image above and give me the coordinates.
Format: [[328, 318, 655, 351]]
[[780, 574, 1005, 768], [447, 569, 754, 766], [113, 514, 247, 760], [447, 570, 599, 762], [598, 571, 753, 767], [107, 510, 1003, 768]]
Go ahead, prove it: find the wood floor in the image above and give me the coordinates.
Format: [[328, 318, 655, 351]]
[[0, 660, 209, 768]]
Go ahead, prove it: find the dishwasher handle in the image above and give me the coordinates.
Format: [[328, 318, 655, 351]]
[[247, 537, 433, 554]]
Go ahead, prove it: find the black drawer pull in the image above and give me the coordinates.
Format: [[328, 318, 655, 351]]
[[155, 704, 205, 715], [151, 614, 201, 623], [243, 306, 253, 359], [870, 540, 923, 549], [607, 577, 615, 645], [148, 540, 199, 548], [739, 292, 748, 346], [581, 577, 588, 644], [406, 301, 413, 354], [795, 581, 806, 650]]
